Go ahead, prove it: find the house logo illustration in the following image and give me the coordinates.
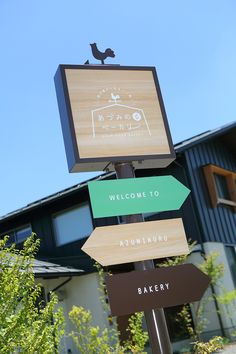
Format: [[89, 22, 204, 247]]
[[91, 91, 151, 138]]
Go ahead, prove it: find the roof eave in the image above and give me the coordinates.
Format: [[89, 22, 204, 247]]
[[35, 271, 84, 279], [175, 121, 236, 153]]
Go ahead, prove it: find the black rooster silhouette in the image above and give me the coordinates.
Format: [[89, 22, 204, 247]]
[[90, 43, 115, 64]]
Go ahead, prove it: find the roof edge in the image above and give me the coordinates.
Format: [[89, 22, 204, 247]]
[[0, 171, 114, 221], [175, 120, 236, 152]]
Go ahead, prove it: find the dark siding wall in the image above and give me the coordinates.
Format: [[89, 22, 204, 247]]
[[33, 192, 119, 272], [136, 159, 202, 245], [0, 184, 119, 273], [184, 139, 236, 244]]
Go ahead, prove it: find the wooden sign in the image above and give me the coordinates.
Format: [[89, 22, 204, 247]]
[[105, 264, 211, 316], [88, 176, 190, 218], [54, 65, 175, 172], [82, 218, 189, 266]]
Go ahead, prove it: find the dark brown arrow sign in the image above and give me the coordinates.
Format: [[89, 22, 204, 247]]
[[105, 264, 210, 316]]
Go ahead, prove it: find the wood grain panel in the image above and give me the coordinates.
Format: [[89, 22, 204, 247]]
[[65, 68, 171, 158], [82, 218, 189, 266]]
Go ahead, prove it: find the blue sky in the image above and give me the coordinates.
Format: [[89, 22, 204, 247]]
[[0, 0, 236, 216]]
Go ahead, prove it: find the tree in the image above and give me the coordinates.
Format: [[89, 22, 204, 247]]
[[69, 262, 148, 353], [0, 234, 64, 354], [160, 245, 225, 353], [69, 306, 148, 354]]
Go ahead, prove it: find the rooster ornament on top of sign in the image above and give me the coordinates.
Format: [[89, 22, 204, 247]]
[[85, 43, 115, 65]]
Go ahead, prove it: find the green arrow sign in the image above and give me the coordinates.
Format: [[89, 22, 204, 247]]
[[88, 176, 190, 218]]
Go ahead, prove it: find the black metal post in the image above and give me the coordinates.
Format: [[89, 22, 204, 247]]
[[114, 162, 172, 354]]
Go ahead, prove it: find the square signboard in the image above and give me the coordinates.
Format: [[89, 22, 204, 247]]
[[55, 65, 175, 172]]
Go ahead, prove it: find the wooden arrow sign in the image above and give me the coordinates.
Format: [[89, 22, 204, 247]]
[[105, 264, 211, 316], [88, 176, 190, 218], [82, 218, 189, 266]]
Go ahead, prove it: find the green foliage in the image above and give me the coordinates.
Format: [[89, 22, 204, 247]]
[[69, 245, 234, 354], [193, 336, 224, 353], [216, 288, 236, 335], [159, 240, 197, 267], [123, 312, 148, 354], [176, 305, 195, 340], [69, 306, 148, 354], [94, 262, 121, 347], [69, 306, 114, 354], [160, 245, 227, 353], [175, 251, 226, 353], [198, 252, 224, 286], [69, 263, 148, 353], [0, 234, 64, 354], [216, 289, 236, 305], [176, 302, 209, 346], [198, 252, 236, 339]]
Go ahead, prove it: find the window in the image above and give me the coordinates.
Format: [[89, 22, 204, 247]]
[[117, 212, 159, 224], [203, 164, 236, 212], [116, 305, 192, 345], [1, 224, 32, 244], [214, 173, 231, 200], [53, 203, 94, 246], [225, 246, 236, 288], [143, 211, 160, 221], [165, 305, 193, 341]]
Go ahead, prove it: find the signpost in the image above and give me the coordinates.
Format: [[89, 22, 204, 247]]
[[55, 56, 207, 354], [82, 218, 189, 266], [105, 264, 211, 317], [113, 162, 173, 354], [88, 176, 190, 218]]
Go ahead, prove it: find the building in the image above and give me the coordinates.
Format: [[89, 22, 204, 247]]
[[1, 121, 236, 352]]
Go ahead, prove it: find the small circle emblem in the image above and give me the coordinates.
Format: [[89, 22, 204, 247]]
[[132, 112, 142, 121]]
